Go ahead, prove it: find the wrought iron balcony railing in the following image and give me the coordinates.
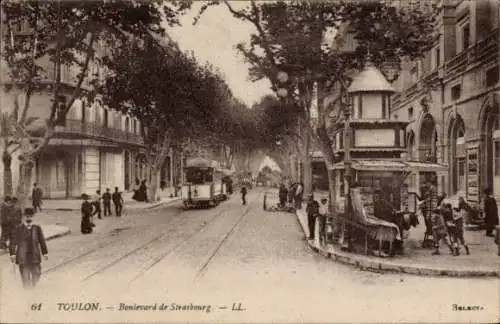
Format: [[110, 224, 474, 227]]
[[54, 119, 144, 145], [393, 28, 499, 110]]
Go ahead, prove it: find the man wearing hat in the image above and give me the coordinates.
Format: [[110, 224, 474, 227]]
[[306, 194, 319, 240], [9, 207, 48, 289]]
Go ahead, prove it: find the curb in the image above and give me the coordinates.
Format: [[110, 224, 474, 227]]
[[45, 198, 181, 211], [294, 211, 500, 278], [0, 227, 71, 256]]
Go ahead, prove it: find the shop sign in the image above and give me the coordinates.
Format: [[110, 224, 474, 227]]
[[467, 149, 479, 202]]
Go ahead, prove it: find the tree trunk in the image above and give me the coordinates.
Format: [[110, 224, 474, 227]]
[[302, 126, 313, 195], [2, 150, 13, 197], [149, 166, 161, 202], [16, 160, 34, 210]]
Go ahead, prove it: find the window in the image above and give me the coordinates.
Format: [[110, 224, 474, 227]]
[[451, 84, 461, 101], [462, 24, 470, 50], [81, 101, 86, 123], [486, 66, 499, 87], [495, 141, 500, 176], [56, 160, 65, 189], [435, 47, 441, 68], [103, 109, 109, 128], [410, 66, 419, 83], [54, 96, 67, 126], [408, 107, 414, 120], [125, 117, 130, 132]]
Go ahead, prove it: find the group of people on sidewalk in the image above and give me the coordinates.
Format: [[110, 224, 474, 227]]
[[419, 185, 499, 256], [305, 194, 329, 245], [278, 182, 304, 210], [80, 187, 124, 234]]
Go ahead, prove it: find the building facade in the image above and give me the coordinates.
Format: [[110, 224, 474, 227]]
[[0, 20, 178, 199], [390, 0, 500, 203]]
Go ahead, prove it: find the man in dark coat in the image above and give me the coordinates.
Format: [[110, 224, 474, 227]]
[[31, 183, 43, 212], [9, 208, 48, 289], [240, 186, 247, 205], [102, 188, 112, 217], [483, 188, 499, 237], [278, 184, 288, 208], [93, 190, 102, 219], [112, 187, 124, 217], [306, 194, 319, 240]]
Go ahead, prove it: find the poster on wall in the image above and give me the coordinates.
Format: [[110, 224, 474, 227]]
[[467, 148, 479, 203]]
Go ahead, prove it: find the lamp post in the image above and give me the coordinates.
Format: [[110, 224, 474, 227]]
[[340, 88, 353, 250]]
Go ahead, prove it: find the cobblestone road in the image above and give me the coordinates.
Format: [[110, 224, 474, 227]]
[[1, 189, 498, 323]]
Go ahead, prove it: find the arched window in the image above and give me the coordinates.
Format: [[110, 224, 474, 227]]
[[449, 116, 466, 195]]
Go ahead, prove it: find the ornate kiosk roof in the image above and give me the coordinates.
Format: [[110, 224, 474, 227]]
[[348, 64, 395, 93]]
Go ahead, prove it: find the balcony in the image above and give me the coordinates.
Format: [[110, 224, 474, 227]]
[[393, 28, 499, 110], [54, 119, 144, 146], [444, 28, 499, 80]]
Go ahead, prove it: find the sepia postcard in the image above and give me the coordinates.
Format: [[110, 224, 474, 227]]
[[0, 0, 499, 323]]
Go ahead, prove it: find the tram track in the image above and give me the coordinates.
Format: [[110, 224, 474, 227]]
[[43, 207, 187, 275], [82, 201, 237, 283], [128, 193, 260, 285]]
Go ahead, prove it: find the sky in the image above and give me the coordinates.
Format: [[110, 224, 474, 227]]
[[167, 2, 274, 107]]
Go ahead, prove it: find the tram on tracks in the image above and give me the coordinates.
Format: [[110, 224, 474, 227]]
[[181, 157, 228, 208]]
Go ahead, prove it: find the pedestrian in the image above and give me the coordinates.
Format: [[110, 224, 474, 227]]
[[288, 183, 295, 209], [102, 188, 112, 217], [483, 188, 499, 237], [431, 202, 454, 255], [9, 207, 48, 289], [442, 203, 459, 256], [453, 197, 470, 255], [81, 194, 94, 234], [112, 187, 124, 217], [240, 186, 247, 205], [0, 196, 13, 249], [31, 183, 43, 212], [93, 190, 102, 220], [318, 197, 328, 245], [278, 183, 288, 209], [306, 194, 319, 240], [294, 182, 304, 210]]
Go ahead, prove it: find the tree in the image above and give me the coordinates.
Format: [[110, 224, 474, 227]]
[[195, 0, 438, 197], [102, 37, 242, 201], [0, 0, 191, 201], [102, 38, 210, 201]]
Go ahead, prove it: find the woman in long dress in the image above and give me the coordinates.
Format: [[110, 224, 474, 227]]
[[81, 194, 94, 234]]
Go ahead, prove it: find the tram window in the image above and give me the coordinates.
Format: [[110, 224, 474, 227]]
[[185, 168, 213, 184]]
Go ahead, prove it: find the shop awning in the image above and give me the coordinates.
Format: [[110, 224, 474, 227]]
[[328, 159, 448, 172], [185, 157, 216, 168]]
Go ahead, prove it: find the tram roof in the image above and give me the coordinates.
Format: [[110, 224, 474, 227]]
[[185, 157, 218, 168], [221, 169, 235, 176], [328, 159, 448, 172]]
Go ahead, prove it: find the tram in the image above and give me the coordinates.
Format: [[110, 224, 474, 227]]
[[181, 157, 226, 208]]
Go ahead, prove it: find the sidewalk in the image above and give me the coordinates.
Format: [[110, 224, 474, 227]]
[[39, 189, 181, 211], [296, 206, 500, 278]]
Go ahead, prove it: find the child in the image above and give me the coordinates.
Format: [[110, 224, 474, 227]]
[[453, 197, 471, 255]]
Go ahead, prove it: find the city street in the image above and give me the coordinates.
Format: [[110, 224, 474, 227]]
[[1, 189, 498, 323]]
